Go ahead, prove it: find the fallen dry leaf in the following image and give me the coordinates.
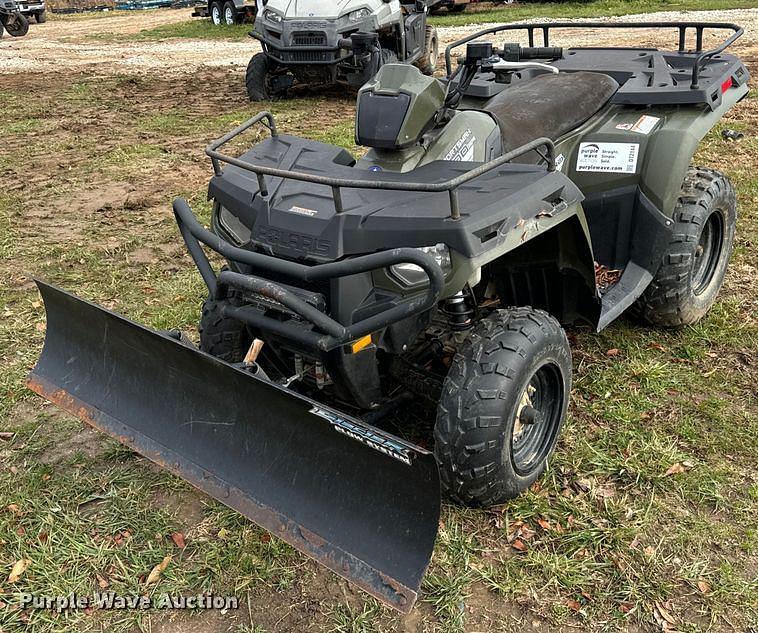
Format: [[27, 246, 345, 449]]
[[511, 539, 527, 552], [6, 504, 20, 515], [619, 601, 635, 613], [606, 348, 620, 357], [654, 601, 677, 625], [145, 556, 171, 585], [664, 462, 689, 476], [536, 518, 551, 531], [96, 573, 109, 589], [8, 558, 31, 583], [566, 598, 582, 612], [0, 432, 13, 441], [170, 532, 186, 549], [696, 580, 711, 594]]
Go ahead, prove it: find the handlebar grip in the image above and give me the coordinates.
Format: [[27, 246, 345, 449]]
[[520, 46, 563, 60]]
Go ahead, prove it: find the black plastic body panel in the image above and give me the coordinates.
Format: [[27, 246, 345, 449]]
[[208, 134, 582, 263], [356, 93, 411, 149]]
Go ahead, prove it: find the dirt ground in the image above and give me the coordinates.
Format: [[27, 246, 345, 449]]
[[0, 7, 756, 633]]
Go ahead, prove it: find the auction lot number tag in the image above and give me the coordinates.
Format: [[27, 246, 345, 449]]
[[576, 142, 640, 174]]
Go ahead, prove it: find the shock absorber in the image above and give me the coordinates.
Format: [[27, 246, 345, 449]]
[[443, 290, 474, 331]]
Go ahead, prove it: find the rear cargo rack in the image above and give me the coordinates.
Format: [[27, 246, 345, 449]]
[[205, 111, 556, 221], [444, 22, 745, 107]]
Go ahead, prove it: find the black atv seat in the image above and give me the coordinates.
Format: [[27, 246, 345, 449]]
[[482, 71, 619, 152]]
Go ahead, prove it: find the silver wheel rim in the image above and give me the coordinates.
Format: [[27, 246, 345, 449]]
[[211, 6, 221, 24], [224, 6, 234, 24]]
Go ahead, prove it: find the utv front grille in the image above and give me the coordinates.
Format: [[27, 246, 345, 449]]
[[280, 50, 336, 63], [292, 31, 327, 46]]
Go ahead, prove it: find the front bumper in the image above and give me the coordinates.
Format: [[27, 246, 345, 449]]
[[16, 2, 42, 11], [175, 198, 445, 352], [253, 16, 374, 66]]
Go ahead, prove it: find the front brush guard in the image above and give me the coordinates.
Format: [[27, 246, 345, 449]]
[[27, 281, 440, 612], [174, 198, 446, 352]]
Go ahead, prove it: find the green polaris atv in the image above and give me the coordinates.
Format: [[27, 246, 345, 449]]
[[29, 22, 748, 612]]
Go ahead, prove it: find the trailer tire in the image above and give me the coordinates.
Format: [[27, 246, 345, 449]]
[[199, 292, 252, 363], [414, 25, 438, 75], [35, 10, 46, 22], [434, 307, 571, 508], [222, 1, 236, 25], [246, 52, 275, 101], [210, 1, 223, 25], [632, 167, 737, 326]]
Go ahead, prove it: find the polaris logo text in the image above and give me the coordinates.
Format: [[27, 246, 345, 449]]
[[255, 226, 331, 255]]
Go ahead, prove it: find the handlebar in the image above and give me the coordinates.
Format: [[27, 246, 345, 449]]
[[519, 46, 563, 60]]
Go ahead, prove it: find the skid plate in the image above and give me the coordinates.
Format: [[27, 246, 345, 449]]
[[27, 281, 440, 612]]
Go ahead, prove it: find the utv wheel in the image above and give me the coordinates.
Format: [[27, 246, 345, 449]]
[[199, 295, 251, 363], [210, 1, 223, 25], [434, 307, 571, 507], [380, 47, 398, 66], [222, 1, 236, 24], [449, 3, 466, 12], [35, 10, 46, 23], [245, 52, 276, 101], [414, 24, 438, 75], [3, 12, 28, 37], [632, 167, 737, 326]]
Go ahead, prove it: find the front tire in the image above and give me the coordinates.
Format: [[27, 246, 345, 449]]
[[414, 24, 438, 76], [199, 294, 251, 363], [434, 308, 571, 507], [245, 52, 276, 101], [35, 10, 46, 23], [632, 167, 737, 326], [3, 12, 29, 37]]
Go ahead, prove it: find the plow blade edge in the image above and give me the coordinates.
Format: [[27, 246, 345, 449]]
[[27, 281, 440, 612]]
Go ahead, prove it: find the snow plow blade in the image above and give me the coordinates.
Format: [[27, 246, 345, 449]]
[[27, 280, 440, 612]]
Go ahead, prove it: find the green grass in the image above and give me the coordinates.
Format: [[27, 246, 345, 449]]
[[429, 0, 757, 26]]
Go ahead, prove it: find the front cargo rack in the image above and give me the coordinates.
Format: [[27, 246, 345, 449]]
[[445, 22, 747, 110], [205, 111, 556, 221]]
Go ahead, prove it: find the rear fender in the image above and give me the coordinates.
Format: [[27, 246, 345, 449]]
[[642, 83, 748, 213]]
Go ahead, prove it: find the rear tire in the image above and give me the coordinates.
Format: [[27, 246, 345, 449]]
[[210, 1, 223, 25], [414, 24, 438, 75], [434, 308, 571, 508], [449, 4, 466, 12], [632, 167, 737, 326], [222, 1, 236, 25], [35, 10, 46, 23], [245, 52, 276, 101]]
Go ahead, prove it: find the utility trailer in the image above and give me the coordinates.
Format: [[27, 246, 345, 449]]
[[191, 0, 256, 25]]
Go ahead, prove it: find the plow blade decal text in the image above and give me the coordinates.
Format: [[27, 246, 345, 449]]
[[27, 281, 440, 612]]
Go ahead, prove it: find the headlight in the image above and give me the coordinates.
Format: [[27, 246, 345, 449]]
[[347, 7, 370, 21], [263, 9, 282, 23], [390, 244, 452, 287]]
